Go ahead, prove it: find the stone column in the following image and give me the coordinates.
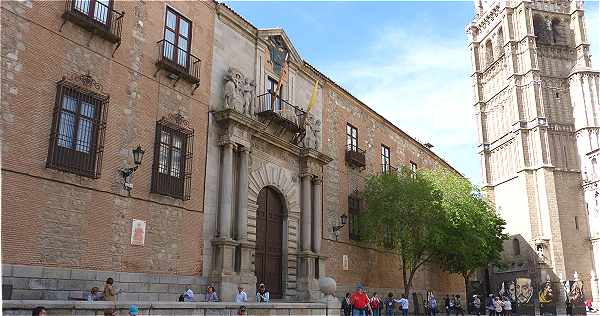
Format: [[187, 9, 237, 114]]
[[301, 175, 312, 251], [237, 146, 249, 241], [313, 178, 326, 281], [298, 174, 318, 301], [211, 141, 239, 301], [219, 142, 234, 238], [312, 178, 322, 254], [237, 146, 255, 290]]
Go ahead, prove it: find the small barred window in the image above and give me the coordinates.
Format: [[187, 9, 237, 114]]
[[151, 114, 194, 200], [348, 195, 362, 241], [46, 77, 108, 178]]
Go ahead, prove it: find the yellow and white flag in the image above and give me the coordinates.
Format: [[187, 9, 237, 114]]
[[307, 79, 319, 113]]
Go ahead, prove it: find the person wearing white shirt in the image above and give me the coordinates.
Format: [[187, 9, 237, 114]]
[[235, 286, 248, 303], [394, 295, 410, 316], [256, 283, 270, 303]]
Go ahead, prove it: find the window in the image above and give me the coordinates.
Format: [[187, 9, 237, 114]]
[[346, 124, 358, 151], [73, 0, 112, 25], [381, 144, 390, 173], [163, 7, 192, 68], [47, 79, 108, 178], [410, 161, 417, 177], [348, 195, 361, 241], [485, 39, 494, 65], [266, 77, 282, 111], [512, 238, 520, 256], [575, 216, 579, 231], [151, 115, 194, 200]]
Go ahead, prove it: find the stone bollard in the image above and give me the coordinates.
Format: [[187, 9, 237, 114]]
[[319, 277, 341, 316]]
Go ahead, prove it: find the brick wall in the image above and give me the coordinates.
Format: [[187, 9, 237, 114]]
[[1, 0, 214, 280], [321, 80, 465, 297]]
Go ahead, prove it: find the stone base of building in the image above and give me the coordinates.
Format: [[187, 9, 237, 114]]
[[296, 252, 320, 302], [2, 300, 334, 316], [1, 264, 206, 301]]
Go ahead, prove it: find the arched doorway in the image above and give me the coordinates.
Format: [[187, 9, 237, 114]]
[[255, 186, 284, 299]]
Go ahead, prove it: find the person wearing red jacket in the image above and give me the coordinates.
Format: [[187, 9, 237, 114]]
[[351, 284, 371, 316]]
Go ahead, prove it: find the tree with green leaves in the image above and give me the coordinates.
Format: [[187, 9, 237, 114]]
[[422, 168, 507, 291], [360, 167, 446, 297]]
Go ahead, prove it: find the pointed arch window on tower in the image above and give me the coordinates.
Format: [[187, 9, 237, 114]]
[[496, 27, 504, 56], [550, 18, 561, 44], [592, 157, 598, 179], [485, 39, 494, 65]]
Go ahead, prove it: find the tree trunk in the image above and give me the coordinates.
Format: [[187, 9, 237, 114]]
[[402, 257, 410, 298]]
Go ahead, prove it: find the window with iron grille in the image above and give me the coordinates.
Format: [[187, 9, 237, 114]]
[[381, 144, 390, 173], [348, 195, 362, 241], [346, 124, 358, 151], [47, 78, 108, 178], [151, 114, 194, 200]]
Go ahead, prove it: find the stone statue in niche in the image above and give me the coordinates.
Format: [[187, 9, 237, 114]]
[[223, 68, 254, 115], [303, 113, 321, 150]]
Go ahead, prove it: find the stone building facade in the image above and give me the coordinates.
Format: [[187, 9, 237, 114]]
[[1, 0, 465, 302], [1, 0, 215, 300], [204, 3, 465, 302], [467, 0, 598, 305]]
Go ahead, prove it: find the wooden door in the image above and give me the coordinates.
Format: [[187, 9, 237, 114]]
[[255, 187, 284, 299]]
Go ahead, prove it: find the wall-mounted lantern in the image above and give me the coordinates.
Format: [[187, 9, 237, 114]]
[[332, 214, 348, 240], [120, 145, 145, 196]]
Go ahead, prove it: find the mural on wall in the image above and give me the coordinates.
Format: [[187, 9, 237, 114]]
[[539, 277, 557, 315], [223, 68, 255, 115], [564, 279, 586, 315], [516, 277, 535, 315]]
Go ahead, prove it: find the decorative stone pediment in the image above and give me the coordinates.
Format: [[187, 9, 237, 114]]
[[258, 29, 303, 66]]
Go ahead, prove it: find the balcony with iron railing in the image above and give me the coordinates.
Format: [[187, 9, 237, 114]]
[[156, 40, 201, 86], [346, 144, 366, 169], [62, 0, 124, 44], [256, 92, 306, 134]]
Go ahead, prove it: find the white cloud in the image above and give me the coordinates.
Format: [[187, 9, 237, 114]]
[[322, 25, 481, 181]]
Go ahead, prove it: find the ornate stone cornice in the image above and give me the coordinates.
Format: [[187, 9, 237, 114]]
[[214, 109, 331, 164]]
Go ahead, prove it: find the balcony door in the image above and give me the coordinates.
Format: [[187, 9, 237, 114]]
[[164, 7, 191, 69], [73, 0, 111, 25]]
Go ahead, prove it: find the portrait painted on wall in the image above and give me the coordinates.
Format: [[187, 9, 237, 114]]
[[131, 219, 146, 246]]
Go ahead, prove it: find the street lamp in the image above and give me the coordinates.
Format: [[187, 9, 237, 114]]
[[332, 214, 348, 240], [120, 145, 145, 195]]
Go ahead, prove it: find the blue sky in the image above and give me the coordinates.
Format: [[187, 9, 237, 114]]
[[227, 1, 600, 184]]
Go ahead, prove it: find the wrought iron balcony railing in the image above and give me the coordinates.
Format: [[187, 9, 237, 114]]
[[156, 39, 201, 86], [62, 0, 124, 44], [256, 92, 306, 134], [346, 144, 366, 169]]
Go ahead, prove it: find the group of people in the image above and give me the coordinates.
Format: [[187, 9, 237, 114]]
[[442, 295, 465, 315], [470, 294, 512, 316], [341, 285, 472, 316], [341, 285, 411, 316]]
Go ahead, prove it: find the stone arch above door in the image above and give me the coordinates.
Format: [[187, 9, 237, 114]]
[[248, 163, 300, 218]]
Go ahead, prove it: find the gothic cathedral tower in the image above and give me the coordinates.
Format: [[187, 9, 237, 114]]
[[468, 0, 599, 303]]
